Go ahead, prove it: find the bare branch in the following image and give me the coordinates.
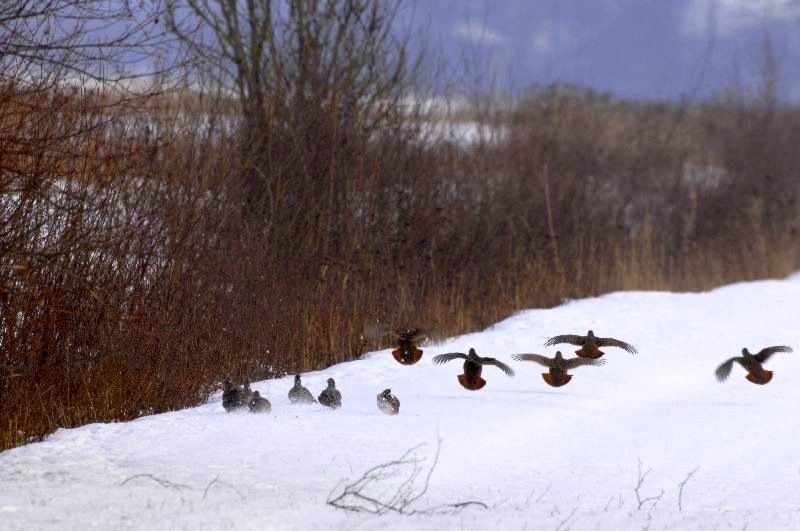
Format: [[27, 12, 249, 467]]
[[327, 438, 488, 516], [202, 474, 246, 501], [554, 506, 578, 531], [120, 473, 192, 491], [0, 1, 182, 85], [634, 459, 664, 511], [677, 466, 700, 512]]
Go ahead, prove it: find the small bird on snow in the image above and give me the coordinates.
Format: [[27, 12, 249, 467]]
[[222, 378, 247, 412], [249, 391, 272, 413], [318, 378, 342, 408], [240, 378, 254, 404], [512, 351, 605, 387], [376, 389, 400, 415], [715, 346, 792, 385], [432, 348, 515, 390], [288, 374, 316, 404]]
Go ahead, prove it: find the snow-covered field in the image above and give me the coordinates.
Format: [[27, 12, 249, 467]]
[[2, 275, 800, 530]]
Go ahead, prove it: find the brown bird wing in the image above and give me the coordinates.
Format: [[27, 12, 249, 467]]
[[511, 353, 553, 368], [715, 357, 741, 382], [432, 352, 467, 365], [363, 322, 392, 340], [408, 328, 428, 341], [480, 357, 515, 377], [596, 337, 638, 354], [564, 357, 607, 369], [753, 345, 792, 363], [544, 334, 586, 347], [410, 328, 444, 344]]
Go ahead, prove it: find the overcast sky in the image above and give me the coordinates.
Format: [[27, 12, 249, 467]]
[[405, 0, 800, 100]]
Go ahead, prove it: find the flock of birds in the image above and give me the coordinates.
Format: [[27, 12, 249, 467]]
[[222, 375, 358, 414], [220, 324, 793, 415]]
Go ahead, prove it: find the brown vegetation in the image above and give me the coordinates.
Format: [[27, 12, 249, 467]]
[[2, 1, 800, 451]]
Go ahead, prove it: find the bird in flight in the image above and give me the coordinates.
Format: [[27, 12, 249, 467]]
[[544, 329, 637, 359], [715, 346, 792, 385], [432, 348, 515, 390], [363, 323, 440, 365], [512, 350, 606, 387]]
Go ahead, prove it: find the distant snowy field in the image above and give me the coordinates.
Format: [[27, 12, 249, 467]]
[[2, 275, 800, 530]]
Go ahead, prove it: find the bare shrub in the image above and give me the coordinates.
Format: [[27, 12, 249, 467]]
[[327, 439, 487, 515]]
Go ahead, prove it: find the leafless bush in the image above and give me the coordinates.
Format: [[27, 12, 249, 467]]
[[326, 439, 487, 515]]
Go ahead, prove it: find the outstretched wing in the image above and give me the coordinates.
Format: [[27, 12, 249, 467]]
[[363, 322, 392, 340], [544, 334, 585, 347], [564, 357, 607, 369], [482, 357, 515, 377], [410, 328, 444, 345], [432, 352, 467, 365], [512, 353, 553, 368], [753, 345, 792, 363], [597, 337, 638, 354], [715, 357, 740, 382]]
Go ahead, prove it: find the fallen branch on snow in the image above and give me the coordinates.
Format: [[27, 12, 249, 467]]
[[326, 438, 488, 515]]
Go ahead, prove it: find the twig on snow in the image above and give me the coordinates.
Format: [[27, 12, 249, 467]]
[[120, 473, 192, 491], [523, 483, 551, 507], [202, 474, 246, 501], [634, 459, 664, 511], [554, 506, 578, 531], [326, 437, 488, 516], [677, 466, 700, 512]]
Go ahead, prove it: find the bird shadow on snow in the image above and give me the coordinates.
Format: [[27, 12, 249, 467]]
[[418, 393, 498, 401], [493, 388, 594, 397], [417, 392, 477, 399], [419, 389, 585, 401], [666, 400, 767, 409]]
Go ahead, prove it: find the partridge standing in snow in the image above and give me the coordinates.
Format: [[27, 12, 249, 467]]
[[715, 346, 792, 385], [249, 391, 272, 413], [363, 323, 438, 365], [512, 351, 606, 387], [288, 374, 316, 404], [432, 348, 515, 390], [222, 378, 247, 412], [240, 378, 254, 405], [376, 389, 400, 415], [544, 329, 637, 359], [318, 378, 342, 408]]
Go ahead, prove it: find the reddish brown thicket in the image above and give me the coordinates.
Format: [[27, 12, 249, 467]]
[[2, 83, 800, 451]]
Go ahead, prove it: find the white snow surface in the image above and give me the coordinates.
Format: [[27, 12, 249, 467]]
[[3, 275, 800, 530]]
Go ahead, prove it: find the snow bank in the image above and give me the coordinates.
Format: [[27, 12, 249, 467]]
[[2, 275, 800, 530]]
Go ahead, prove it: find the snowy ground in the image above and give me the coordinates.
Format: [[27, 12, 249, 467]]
[[2, 275, 800, 530]]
